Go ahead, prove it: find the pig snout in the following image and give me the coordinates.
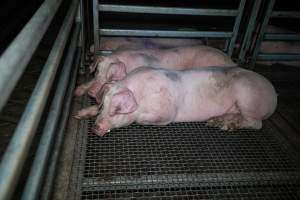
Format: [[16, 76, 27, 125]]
[[93, 119, 111, 136], [92, 126, 110, 137]]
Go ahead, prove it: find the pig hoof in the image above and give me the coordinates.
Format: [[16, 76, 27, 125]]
[[73, 112, 87, 120], [220, 123, 237, 131], [73, 114, 82, 120], [74, 88, 85, 96]]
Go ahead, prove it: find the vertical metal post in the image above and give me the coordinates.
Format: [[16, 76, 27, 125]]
[[250, 0, 276, 66], [79, 0, 86, 74], [224, 39, 229, 52], [227, 0, 246, 56], [85, 0, 91, 47], [93, 0, 100, 54], [238, 0, 262, 65]]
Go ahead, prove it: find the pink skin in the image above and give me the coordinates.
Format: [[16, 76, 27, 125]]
[[260, 25, 300, 54], [74, 80, 94, 97], [75, 45, 236, 99], [87, 37, 204, 63], [73, 105, 99, 119], [253, 25, 300, 66], [86, 66, 277, 136], [97, 37, 204, 51]]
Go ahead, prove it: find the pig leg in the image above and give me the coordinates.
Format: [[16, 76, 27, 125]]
[[206, 114, 242, 130], [74, 105, 99, 119], [238, 117, 262, 130], [219, 114, 262, 130], [207, 114, 262, 131], [74, 80, 95, 96]]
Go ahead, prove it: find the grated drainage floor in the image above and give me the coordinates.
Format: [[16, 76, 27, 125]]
[[67, 97, 300, 199]]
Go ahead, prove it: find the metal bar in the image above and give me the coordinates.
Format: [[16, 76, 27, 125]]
[[0, 0, 79, 199], [97, 50, 113, 56], [21, 23, 80, 200], [264, 33, 300, 41], [93, 0, 100, 53], [257, 53, 300, 61], [227, 0, 246, 56], [238, 0, 262, 64], [86, 0, 92, 47], [271, 11, 300, 18], [79, 0, 86, 74], [98, 4, 238, 16], [0, 0, 63, 112], [250, 0, 276, 66], [99, 29, 233, 38], [81, 171, 300, 191], [40, 49, 81, 200]]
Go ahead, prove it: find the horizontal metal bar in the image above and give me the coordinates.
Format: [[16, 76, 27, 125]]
[[271, 11, 300, 18], [0, 0, 79, 199], [257, 53, 300, 61], [21, 23, 80, 200], [96, 50, 113, 56], [0, 0, 63, 112], [264, 33, 300, 41], [100, 29, 232, 38], [98, 4, 238, 16], [82, 171, 300, 191]]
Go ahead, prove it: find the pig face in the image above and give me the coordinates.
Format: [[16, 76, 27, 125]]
[[93, 85, 138, 136], [88, 56, 127, 98]]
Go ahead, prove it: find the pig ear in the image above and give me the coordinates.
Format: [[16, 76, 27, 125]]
[[106, 62, 127, 82], [90, 56, 103, 73], [96, 83, 111, 104], [109, 89, 137, 116]]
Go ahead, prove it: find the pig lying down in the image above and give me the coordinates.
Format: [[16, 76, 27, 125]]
[[86, 37, 205, 62], [75, 66, 277, 136], [75, 45, 236, 99], [98, 37, 205, 51], [256, 25, 300, 67]]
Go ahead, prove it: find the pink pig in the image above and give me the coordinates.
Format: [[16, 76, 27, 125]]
[[75, 45, 235, 100], [95, 37, 205, 51], [75, 66, 277, 136]]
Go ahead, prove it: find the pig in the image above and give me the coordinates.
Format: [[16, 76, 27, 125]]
[[86, 37, 205, 63], [98, 37, 205, 51], [75, 66, 277, 136], [75, 45, 236, 99], [257, 25, 300, 66]]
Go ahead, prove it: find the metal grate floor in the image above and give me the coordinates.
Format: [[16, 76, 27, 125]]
[[68, 97, 300, 199], [81, 183, 300, 200]]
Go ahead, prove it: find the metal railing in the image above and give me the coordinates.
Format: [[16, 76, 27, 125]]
[[93, 0, 247, 57], [0, 0, 82, 199], [239, 0, 300, 65]]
